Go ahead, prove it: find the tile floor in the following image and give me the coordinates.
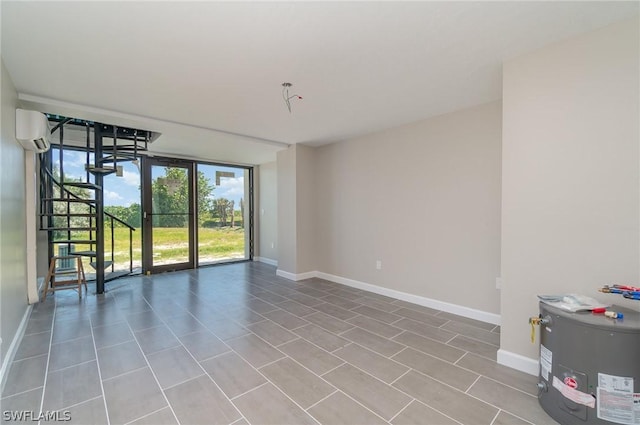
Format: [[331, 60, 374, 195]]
[[1, 262, 557, 425]]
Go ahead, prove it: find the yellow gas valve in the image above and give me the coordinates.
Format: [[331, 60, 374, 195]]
[[528, 315, 550, 343]]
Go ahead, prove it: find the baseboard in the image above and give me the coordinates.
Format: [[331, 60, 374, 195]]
[[276, 269, 502, 325], [316, 271, 501, 326], [276, 269, 316, 281], [254, 257, 278, 267], [497, 349, 539, 376], [0, 304, 34, 395]]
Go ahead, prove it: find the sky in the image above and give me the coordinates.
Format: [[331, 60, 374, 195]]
[[53, 148, 247, 209]]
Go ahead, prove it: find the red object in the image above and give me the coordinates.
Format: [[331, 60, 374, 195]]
[[614, 284, 640, 292], [564, 377, 578, 389], [591, 308, 606, 314]]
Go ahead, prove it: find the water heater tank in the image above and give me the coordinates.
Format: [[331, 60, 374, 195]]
[[537, 302, 640, 425]]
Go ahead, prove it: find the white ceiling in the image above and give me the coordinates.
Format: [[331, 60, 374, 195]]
[[2, 1, 638, 164]]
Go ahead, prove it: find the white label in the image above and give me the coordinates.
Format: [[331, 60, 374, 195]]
[[552, 376, 596, 408], [598, 387, 634, 425], [600, 373, 635, 393], [633, 394, 640, 425], [540, 345, 552, 381]]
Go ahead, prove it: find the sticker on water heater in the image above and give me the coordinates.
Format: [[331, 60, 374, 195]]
[[540, 345, 552, 381], [597, 387, 634, 425], [633, 394, 640, 425], [596, 373, 636, 425], [552, 376, 596, 408], [599, 373, 634, 394]]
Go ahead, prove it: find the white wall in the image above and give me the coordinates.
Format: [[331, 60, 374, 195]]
[[0, 58, 29, 385], [277, 146, 297, 273], [501, 18, 639, 369], [314, 101, 503, 316], [295, 144, 317, 274], [257, 161, 278, 264], [276, 144, 318, 276]]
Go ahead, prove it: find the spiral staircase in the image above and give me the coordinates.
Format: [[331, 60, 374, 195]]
[[39, 116, 154, 295]]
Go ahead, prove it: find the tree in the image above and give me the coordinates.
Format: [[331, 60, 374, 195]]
[[213, 198, 231, 227], [151, 167, 214, 227], [105, 203, 141, 228]]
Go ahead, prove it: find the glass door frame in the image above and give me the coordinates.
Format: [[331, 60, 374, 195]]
[[141, 156, 196, 274]]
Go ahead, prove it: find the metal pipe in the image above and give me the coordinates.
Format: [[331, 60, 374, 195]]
[[111, 216, 115, 272], [95, 124, 105, 294]]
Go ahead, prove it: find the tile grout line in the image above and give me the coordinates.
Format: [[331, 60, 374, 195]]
[[101, 365, 151, 383], [213, 330, 332, 424], [57, 395, 103, 412], [47, 358, 100, 375], [36, 299, 57, 425], [489, 409, 502, 425], [119, 303, 182, 425], [319, 362, 347, 378], [465, 374, 483, 393], [160, 372, 207, 392], [1, 386, 44, 401], [94, 337, 136, 352], [389, 368, 413, 386], [454, 351, 469, 365], [193, 348, 234, 364], [123, 406, 171, 425], [140, 300, 250, 425], [229, 382, 270, 401], [40, 264, 537, 425], [254, 264, 530, 422], [387, 397, 415, 423], [303, 389, 339, 412]]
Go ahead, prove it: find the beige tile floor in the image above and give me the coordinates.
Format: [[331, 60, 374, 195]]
[[1, 262, 557, 425]]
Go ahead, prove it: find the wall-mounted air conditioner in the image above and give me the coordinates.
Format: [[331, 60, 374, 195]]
[[16, 109, 51, 153]]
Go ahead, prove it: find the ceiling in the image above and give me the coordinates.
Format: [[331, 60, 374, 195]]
[[2, 2, 638, 165]]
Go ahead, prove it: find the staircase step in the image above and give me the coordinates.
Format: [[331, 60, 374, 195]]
[[42, 198, 96, 204], [90, 261, 113, 270], [72, 250, 97, 257], [51, 240, 96, 244], [105, 270, 131, 282], [40, 213, 96, 218], [42, 227, 97, 231], [85, 166, 117, 175], [63, 182, 102, 190], [98, 154, 136, 164], [102, 145, 147, 152]]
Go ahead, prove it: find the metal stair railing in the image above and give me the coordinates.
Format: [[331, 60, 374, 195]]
[[40, 165, 136, 278]]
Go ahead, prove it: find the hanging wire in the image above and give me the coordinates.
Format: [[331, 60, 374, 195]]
[[282, 82, 302, 113]]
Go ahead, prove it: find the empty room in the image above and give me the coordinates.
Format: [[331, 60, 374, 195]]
[[1, 2, 639, 425]]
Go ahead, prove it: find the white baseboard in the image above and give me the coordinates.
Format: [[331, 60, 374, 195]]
[[316, 271, 501, 326], [0, 304, 34, 394], [276, 269, 501, 325], [276, 269, 316, 281], [254, 257, 278, 267], [497, 349, 539, 376]]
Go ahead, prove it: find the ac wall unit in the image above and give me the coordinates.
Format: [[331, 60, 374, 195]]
[[16, 109, 51, 153]]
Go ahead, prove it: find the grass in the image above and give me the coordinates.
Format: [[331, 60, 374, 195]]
[[56, 226, 246, 271]]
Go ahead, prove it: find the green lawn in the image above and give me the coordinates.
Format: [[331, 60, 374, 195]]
[[57, 226, 246, 271]]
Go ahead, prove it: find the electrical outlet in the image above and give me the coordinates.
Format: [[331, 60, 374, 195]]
[[271, 242, 275, 249], [376, 260, 382, 270], [496, 277, 503, 290]]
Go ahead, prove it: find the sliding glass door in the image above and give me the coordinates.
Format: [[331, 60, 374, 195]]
[[141, 157, 252, 274], [142, 158, 195, 273], [196, 164, 251, 266]]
